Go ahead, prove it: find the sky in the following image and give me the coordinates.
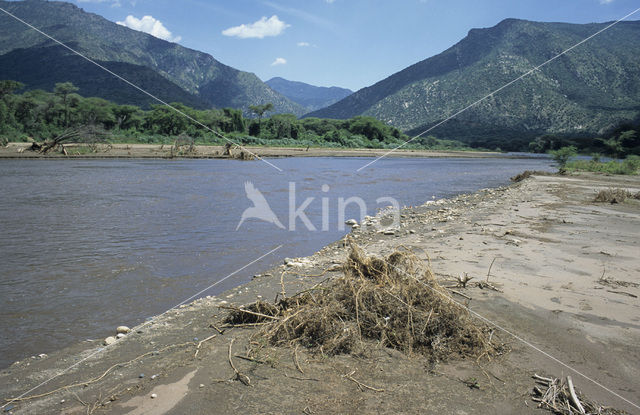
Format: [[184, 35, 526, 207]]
[[65, 0, 640, 91]]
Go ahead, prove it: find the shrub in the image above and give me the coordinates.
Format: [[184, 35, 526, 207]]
[[549, 146, 577, 172]]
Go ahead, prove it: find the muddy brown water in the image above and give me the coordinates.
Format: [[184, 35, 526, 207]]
[[0, 156, 553, 368]]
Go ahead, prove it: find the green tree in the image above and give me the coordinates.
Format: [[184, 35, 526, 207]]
[[550, 145, 577, 173], [54, 82, 79, 127], [0, 80, 24, 99], [112, 105, 142, 131], [248, 103, 273, 135]]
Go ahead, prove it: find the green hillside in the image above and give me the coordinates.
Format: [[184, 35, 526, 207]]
[[308, 19, 640, 149], [0, 0, 305, 115]]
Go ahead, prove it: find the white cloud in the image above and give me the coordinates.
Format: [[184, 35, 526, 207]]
[[297, 41, 310, 47], [325, 0, 336, 3], [222, 15, 290, 39], [117, 15, 182, 42], [599, 0, 614, 3], [271, 57, 287, 66]]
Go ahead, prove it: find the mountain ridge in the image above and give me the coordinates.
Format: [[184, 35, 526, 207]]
[[265, 77, 352, 112], [307, 18, 640, 148], [0, 0, 306, 115]]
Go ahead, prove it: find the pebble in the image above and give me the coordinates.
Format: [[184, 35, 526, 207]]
[[345, 219, 358, 226], [199, 384, 205, 388], [150, 393, 157, 399], [103, 336, 117, 346], [116, 333, 126, 339], [116, 326, 131, 334], [139, 374, 145, 378], [151, 375, 157, 380]]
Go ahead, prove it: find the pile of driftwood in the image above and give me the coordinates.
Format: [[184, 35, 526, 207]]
[[532, 374, 627, 415]]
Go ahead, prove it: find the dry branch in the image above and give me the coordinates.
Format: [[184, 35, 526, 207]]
[[342, 370, 384, 392]]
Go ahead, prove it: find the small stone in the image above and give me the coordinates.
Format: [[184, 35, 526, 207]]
[[151, 375, 157, 380], [60, 399, 65, 404], [116, 333, 126, 339], [345, 219, 358, 226], [409, 230, 416, 234], [199, 384, 205, 388], [384, 230, 395, 235], [150, 393, 157, 399], [116, 326, 131, 334], [139, 373, 145, 378], [38, 353, 47, 359], [193, 337, 199, 342], [103, 336, 117, 346]]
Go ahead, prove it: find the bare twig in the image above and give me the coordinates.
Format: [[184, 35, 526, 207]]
[[194, 334, 217, 358], [234, 355, 266, 364], [293, 345, 304, 374], [228, 339, 250, 386], [210, 324, 225, 335], [486, 257, 497, 283], [342, 370, 384, 392], [219, 305, 280, 321], [566, 376, 586, 414]]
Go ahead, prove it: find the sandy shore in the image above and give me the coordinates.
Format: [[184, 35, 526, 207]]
[[0, 142, 508, 159], [1, 172, 639, 414]]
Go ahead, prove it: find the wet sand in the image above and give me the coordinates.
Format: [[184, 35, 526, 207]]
[[1, 172, 639, 414]]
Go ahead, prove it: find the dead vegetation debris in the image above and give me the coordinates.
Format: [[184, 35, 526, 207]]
[[531, 374, 627, 415], [511, 170, 552, 182], [224, 240, 506, 362], [594, 188, 640, 204]]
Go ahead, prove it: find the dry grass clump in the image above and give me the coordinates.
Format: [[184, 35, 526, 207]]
[[594, 188, 640, 204], [225, 241, 505, 361]]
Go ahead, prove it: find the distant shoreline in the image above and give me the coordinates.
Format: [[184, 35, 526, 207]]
[[0, 142, 529, 159]]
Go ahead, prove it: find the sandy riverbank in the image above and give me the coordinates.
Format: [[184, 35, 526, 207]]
[[0, 142, 507, 159], [1, 172, 639, 414]]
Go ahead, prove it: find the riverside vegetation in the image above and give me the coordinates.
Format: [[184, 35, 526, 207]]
[[0, 80, 470, 151], [2, 80, 640, 158]]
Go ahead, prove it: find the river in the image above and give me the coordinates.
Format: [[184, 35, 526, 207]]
[[0, 156, 554, 368]]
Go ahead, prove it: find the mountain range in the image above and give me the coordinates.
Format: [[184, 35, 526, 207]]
[[308, 18, 640, 148], [0, 0, 306, 115], [265, 77, 352, 112]]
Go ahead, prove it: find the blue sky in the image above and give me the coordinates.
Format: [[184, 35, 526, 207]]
[[69, 0, 639, 91]]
